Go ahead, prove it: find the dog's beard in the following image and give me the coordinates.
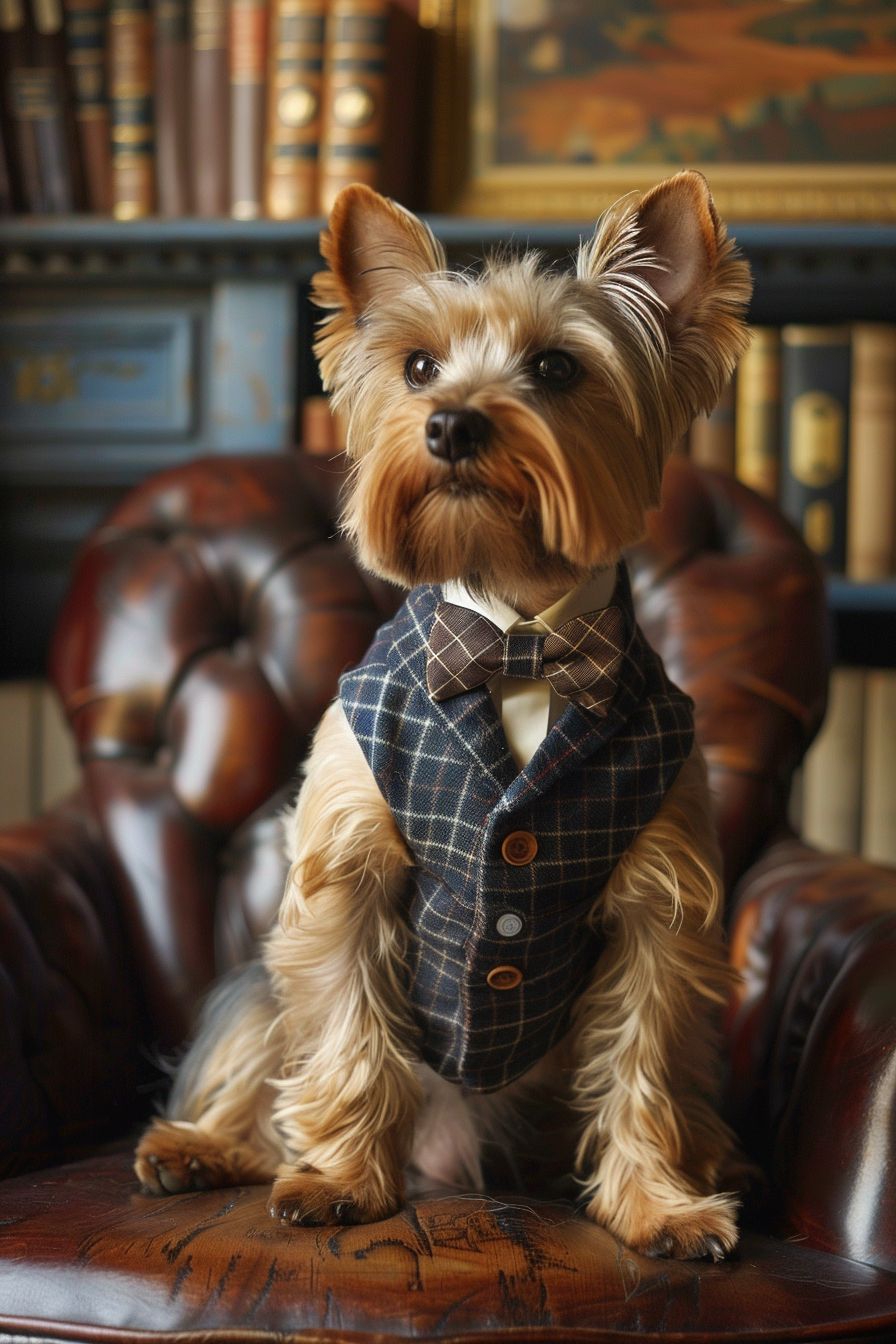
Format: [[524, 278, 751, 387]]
[[340, 393, 656, 593]]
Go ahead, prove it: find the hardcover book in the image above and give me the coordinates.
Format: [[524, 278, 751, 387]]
[[847, 324, 896, 582], [191, 0, 228, 215], [264, 0, 325, 219], [735, 326, 780, 501], [229, 0, 268, 219], [153, 0, 190, 215], [62, 0, 112, 211], [779, 325, 852, 570], [109, 0, 155, 217], [318, 0, 388, 214]]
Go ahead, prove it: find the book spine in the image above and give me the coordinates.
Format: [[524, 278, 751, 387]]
[[861, 669, 896, 866], [801, 666, 865, 855], [7, 0, 81, 211], [229, 0, 267, 219], [779, 325, 851, 570], [108, 0, 155, 217], [847, 323, 896, 582], [735, 326, 780, 500], [62, 0, 111, 211], [688, 376, 735, 474], [0, 0, 30, 210], [263, 0, 325, 220], [0, 116, 11, 210], [153, 0, 190, 215], [318, 0, 388, 214], [191, 0, 228, 215]]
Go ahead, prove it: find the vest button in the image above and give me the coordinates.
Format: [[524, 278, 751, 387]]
[[501, 831, 538, 865], [496, 912, 524, 938], [486, 965, 523, 991]]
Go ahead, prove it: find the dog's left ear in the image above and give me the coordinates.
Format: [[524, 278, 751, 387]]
[[315, 184, 446, 318], [631, 171, 721, 333]]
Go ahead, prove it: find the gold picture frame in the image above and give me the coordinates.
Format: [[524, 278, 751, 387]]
[[432, 0, 896, 221]]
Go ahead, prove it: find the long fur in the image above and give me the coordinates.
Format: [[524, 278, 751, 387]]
[[136, 172, 751, 1258]]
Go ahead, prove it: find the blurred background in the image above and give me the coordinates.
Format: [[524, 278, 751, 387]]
[[1, 0, 895, 858]]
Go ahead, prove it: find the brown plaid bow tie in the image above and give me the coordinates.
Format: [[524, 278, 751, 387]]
[[427, 601, 629, 715]]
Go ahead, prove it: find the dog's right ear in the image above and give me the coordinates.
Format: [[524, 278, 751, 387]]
[[314, 184, 446, 318]]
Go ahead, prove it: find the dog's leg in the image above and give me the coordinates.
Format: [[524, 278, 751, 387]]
[[135, 963, 285, 1194], [573, 748, 740, 1260], [263, 700, 421, 1226]]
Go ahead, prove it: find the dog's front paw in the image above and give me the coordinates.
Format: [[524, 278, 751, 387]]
[[269, 1169, 402, 1226], [135, 1119, 235, 1195], [584, 1186, 739, 1261]]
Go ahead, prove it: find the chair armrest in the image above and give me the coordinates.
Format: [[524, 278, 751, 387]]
[[0, 795, 146, 1177], [726, 834, 896, 1271]]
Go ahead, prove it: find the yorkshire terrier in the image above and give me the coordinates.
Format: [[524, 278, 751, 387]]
[[135, 170, 752, 1260]]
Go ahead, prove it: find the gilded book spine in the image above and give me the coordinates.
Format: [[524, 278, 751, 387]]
[[263, 0, 325, 219], [779, 325, 851, 571], [735, 327, 780, 500], [229, 0, 268, 219], [108, 0, 155, 218], [847, 324, 896, 581], [318, 0, 388, 214], [62, 0, 111, 211], [689, 376, 735, 474]]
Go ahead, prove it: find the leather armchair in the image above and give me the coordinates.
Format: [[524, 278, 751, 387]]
[[1, 452, 894, 1344]]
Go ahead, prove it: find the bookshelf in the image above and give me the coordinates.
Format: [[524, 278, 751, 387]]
[[1, 217, 895, 678]]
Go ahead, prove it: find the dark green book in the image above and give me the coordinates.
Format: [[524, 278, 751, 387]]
[[779, 325, 852, 572]]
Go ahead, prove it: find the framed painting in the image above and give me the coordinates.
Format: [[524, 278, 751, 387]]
[[432, 0, 896, 220]]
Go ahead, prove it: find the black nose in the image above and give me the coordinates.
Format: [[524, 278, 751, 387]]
[[426, 409, 491, 463]]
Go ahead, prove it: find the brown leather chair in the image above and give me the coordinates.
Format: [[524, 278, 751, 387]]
[[1, 452, 894, 1344]]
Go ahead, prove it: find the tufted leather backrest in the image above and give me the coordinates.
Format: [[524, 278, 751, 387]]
[[51, 452, 828, 1050]]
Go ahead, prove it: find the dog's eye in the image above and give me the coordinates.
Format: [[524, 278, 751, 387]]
[[532, 350, 580, 388], [405, 351, 440, 389]]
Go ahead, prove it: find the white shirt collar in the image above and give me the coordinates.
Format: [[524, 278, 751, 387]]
[[442, 566, 618, 635]]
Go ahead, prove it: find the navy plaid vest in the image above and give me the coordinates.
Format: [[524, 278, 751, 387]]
[[339, 566, 694, 1092]]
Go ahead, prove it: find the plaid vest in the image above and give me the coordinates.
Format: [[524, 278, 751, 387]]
[[339, 566, 694, 1092]]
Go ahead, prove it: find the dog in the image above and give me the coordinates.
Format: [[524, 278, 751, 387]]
[[135, 170, 752, 1261]]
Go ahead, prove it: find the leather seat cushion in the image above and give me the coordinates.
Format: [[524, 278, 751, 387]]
[[1, 1152, 894, 1342]]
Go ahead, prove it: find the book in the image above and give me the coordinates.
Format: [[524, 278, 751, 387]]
[[0, 101, 13, 210], [263, 0, 325, 220], [801, 666, 865, 855], [62, 0, 112, 211], [735, 326, 780, 501], [318, 0, 388, 214], [779, 324, 851, 571], [4, 0, 82, 212], [153, 0, 190, 215], [861, 669, 896, 866], [108, 0, 155, 217], [191, 0, 228, 215], [229, 0, 268, 219], [847, 324, 896, 582], [689, 376, 735, 474]]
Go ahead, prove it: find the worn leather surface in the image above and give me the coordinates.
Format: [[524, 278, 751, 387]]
[[728, 834, 896, 1273], [0, 1150, 894, 1343], [0, 451, 892, 1341], [0, 794, 143, 1179]]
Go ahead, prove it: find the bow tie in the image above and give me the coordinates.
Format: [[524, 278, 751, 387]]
[[426, 600, 630, 715]]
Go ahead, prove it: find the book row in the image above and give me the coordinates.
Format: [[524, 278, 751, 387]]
[[0, 0, 427, 220], [794, 666, 896, 869], [687, 322, 896, 582]]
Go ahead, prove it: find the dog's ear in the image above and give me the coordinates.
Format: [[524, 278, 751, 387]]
[[315, 184, 446, 317], [630, 170, 720, 333]]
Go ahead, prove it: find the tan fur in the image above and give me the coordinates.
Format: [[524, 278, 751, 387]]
[[136, 172, 751, 1258]]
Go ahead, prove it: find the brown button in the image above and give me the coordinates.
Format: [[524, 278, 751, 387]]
[[486, 965, 523, 991], [501, 830, 538, 865]]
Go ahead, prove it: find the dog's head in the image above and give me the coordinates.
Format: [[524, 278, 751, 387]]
[[313, 172, 751, 599]]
